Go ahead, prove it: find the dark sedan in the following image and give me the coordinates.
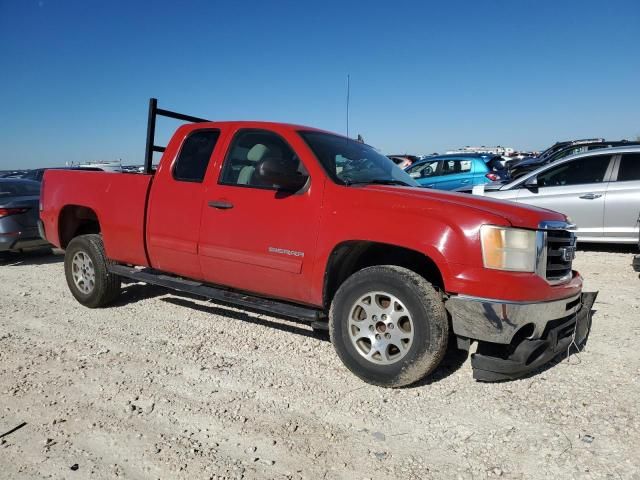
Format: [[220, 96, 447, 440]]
[[508, 140, 640, 179], [0, 179, 50, 253]]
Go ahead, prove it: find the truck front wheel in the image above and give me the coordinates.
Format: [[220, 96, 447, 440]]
[[64, 234, 121, 308], [329, 266, 448, 388]]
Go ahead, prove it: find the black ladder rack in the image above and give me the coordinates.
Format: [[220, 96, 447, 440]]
[[143, 98, 210, 174]]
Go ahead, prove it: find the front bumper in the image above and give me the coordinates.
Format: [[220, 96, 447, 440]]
[[446, 291, 598, 381]]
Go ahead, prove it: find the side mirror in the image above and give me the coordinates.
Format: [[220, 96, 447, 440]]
[[524, 176, 538, 189], [409, 172, 421, 178], [256, 157, 308, 192]]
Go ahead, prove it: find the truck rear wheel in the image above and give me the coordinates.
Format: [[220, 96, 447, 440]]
[[64, 234, 121, 308], [329, 266, 448, 387]]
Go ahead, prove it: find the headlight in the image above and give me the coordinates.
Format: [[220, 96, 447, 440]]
[[480, 225, 537, 272]]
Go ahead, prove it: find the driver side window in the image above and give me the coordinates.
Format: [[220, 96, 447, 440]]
[[537, 155, 611, 187], [439, 159, 472, 176], [220, 129, 304, 189]]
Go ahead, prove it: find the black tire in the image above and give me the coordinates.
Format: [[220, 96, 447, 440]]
[[64, 234, 121, 308], [329, 265, 449, 388]]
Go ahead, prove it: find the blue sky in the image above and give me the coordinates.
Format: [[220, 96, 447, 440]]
[[1, 0, 639, 169]]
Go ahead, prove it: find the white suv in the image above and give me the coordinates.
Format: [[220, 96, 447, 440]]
[[471, 146, 640, 244]]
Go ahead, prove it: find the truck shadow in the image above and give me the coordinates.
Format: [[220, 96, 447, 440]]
[[577, 243, 639, 278], [114, 287, 469, 384], [0, 248, 62, 266], [401, 340, 469, 388], [160, 296, 325, 340], [577, 243, 638, 254], [160, 295, 469, 385], [114, 283, 170, 305]]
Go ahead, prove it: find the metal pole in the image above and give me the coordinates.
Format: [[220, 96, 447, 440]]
[[346, 74, 350, 138], [144, 98, 158, 174]]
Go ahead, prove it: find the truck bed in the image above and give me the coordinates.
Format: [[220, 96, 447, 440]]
[[41, 170, 151, 266]]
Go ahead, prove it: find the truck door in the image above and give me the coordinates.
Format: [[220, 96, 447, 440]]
[[198, 128, 323, 303], [146, 128, 222, 279]]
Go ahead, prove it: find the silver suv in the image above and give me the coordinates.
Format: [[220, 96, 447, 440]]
[[472, 146, 640, 243]]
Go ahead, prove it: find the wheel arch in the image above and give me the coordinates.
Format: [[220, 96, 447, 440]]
[[322, 240, 448, 309], [58, 205, 101, 249]]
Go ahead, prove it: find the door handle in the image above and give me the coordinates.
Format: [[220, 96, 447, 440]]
[[208, 200, 234, 209], [461, 180, 470, 184], [579, 193, 602, 200]]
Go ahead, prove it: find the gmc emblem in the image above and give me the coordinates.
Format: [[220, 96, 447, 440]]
[[560, 246, 576, 262]]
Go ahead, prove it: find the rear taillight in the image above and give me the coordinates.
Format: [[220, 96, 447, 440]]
[[0, 207, 29, 218], [485, 173, 500, 181]]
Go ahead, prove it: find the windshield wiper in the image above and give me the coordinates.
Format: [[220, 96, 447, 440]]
[[344, 178, 413, 187]]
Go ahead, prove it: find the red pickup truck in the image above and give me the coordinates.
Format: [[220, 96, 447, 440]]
[[40, 99, 595, 387]]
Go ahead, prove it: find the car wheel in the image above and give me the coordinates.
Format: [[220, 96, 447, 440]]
[[329, 265, 449, 388], [64, 234, 121, 308]]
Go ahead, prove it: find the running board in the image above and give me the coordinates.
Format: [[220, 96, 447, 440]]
[[108, 265, 324, 323]]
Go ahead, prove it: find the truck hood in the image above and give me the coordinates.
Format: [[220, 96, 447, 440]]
[[363, 185, 566, 229]]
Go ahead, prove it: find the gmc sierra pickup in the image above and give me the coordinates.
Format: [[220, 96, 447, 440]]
[[39, 99, 596, 387]]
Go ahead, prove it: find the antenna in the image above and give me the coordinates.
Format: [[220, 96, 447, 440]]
[[346, 74, 350, 138]]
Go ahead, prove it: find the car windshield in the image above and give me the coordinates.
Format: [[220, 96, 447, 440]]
[[299, 131, 419, 187], [484, 156, 505, 171], [0, 180, 41, 197], [407, 160, 440, 178], [537, 144, 565, 160]]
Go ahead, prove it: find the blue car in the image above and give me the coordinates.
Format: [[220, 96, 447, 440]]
[[405, 154, 507, 190]]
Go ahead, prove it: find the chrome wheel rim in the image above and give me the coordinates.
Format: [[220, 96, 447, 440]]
[[347, 291, 414, 365], [71, 251, 95, 294]]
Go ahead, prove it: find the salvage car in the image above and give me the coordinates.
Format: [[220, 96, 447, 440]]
[[405, 154, 508, 190], [504, 138, 604, 171], [471, 146, 640, 244], [508, 140, 639, 179], [0, 170, 29, 178], [21, 166, 114, 183], [634, 230, 640, 273], [39, 99, 595, 387], [507, 139, 603, 165], [0, 179, 50, 253]]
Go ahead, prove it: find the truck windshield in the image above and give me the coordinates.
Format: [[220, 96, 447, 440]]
[[299, 131, 419, 187]]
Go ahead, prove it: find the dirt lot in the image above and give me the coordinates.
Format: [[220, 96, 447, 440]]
[[1, 247, 639, 480]]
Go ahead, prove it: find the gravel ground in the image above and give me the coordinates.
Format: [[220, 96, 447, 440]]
[[1, 246, 639, 480]]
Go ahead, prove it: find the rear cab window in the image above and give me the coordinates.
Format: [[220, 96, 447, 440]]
[[173, 130, 220, 182]]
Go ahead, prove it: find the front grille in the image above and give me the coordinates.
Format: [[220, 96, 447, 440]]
[[545, 230, 575, 283]]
